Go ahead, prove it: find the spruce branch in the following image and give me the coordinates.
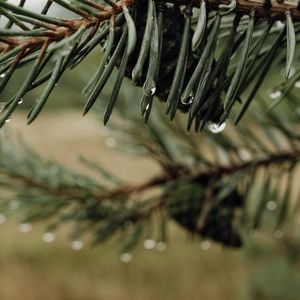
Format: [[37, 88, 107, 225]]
[[0, 0, 299, 130], [1, 96, 300, 250]]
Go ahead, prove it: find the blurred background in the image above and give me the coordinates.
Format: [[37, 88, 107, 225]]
[[1, 1, 300, 299]]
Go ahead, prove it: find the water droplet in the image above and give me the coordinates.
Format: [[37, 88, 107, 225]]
[[120, 253, 132, 263], [181, 93, 194, 105], [0, 214, 7, 224], [42, 232, 55, 243], [0, 73, 6, 78], [18, 99, 23, 105], [208, 122, 226, 134], [275, 21, 285, 30], [54, 83, 58, 87], [238, 148, 252, 162], [150, 86, 156, 95], [266, 201, 277, 211], [143, 239, 156, 250], [105, 137, 117, 148], [18, 223, 32, 233], [294, 81, 300, 89], [269, 89, 282, 100], [71, 240, 84, 251], [5, 118, 11, 124], [9, 200, 19, 210], [145, 103, 150, 111], [156, 241, 167, 252], [201, 240, 211, 250]]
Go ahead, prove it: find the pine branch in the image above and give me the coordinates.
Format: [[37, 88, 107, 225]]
[[0, 0, 299, 130], [1, 96, 300, 250]]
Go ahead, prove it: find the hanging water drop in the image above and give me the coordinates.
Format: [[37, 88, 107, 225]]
[[9, 200, 19, 210], [156, 241, 167, 252], [150, 86, 156, 95], [200, 240, 211, 250], [208, 122, 226, 134], [42, 232, 56, 243], [18, 99, 23, 105], [181, 93, 194, 105], [238, 148, 252, 162], [266, 201, 277, 211], [105, 137, 117, 148], [275, 20, 285, 29], [143, 239, 156, 250], [269, 89, 282, 100], [71, 239, 84, 251], [5, 118, 11, 124], [18, 222, 32, 233], [294, 81, 300, 88], [0, 214, 7, 224], [0, 73, 6, 79], [120, 253, 132, 263]]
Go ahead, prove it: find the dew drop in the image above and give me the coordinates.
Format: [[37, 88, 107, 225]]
[[208, 122, 226, 134], [71, 239, 84, 251], [156, 241, 167, 252], [201, 240, 211, 251], [150, 86, 156, 95], [266, 201, 277, 211], [269, 89, 282, 100], [18, 222, 32, 233], [275, 21, 285, 29], [18, 99, 23, 105], [9, 200, 19, 210], [238, 148, 252, 162], [145, 103, 150, 111], [181, 94, 194, 105], [0, 214, 7, 224], [0, 73, 6, 79], [294, 81, 300, 89], [5, 118, 11, 124], [120, 253, 132, 263], [105, 137, 117, 148], [143, 239, 156, 250], [42, 232, 56, 243]]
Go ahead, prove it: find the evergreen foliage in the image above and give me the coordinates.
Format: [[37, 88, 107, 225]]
[[0, 0, 300, 252]]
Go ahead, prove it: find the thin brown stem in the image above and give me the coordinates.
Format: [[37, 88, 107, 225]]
[[1, 147, 299, 203]]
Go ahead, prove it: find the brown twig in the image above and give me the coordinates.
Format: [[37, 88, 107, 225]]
[[1, 147, 299, 203]]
